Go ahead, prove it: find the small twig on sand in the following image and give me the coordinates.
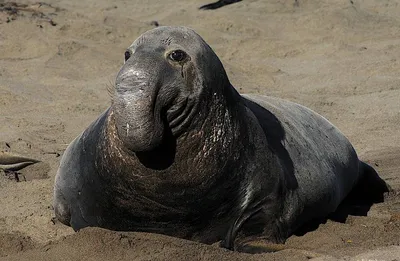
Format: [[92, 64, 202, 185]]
[[42, 151, 61, 157]]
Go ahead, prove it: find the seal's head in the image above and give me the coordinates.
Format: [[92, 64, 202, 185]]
[[113, 26, 230, 152]]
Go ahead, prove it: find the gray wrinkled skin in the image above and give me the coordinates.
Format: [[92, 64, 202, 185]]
[[53, 26, 389, 251]]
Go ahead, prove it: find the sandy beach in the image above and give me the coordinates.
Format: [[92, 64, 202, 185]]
[[1, 0, 399, 260]]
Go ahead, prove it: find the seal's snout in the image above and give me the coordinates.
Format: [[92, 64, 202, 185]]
[[113, 51, 177, 152], [113, 82, 164, 152]]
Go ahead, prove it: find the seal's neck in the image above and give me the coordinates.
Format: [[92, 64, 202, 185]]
[[185, 82, 243, 135], [169, 83, 248, 185]]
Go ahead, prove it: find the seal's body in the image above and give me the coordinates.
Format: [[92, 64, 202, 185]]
[[54, 26, 389, 250]]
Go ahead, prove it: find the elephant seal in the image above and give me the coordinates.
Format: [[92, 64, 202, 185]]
[[53, 26, 390, 251]]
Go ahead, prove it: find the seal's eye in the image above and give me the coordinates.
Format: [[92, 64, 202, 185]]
[[124, 51, 131, 62], [168, 50, 187, 62]]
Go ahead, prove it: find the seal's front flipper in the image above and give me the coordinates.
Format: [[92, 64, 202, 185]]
[[235, 239, 285, 253], [0, 151, 40, 171], [199, 0, 242, 10], [53, 188, 72, 227]]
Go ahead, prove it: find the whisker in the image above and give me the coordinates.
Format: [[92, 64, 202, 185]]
[[106, 78, 115, 103]]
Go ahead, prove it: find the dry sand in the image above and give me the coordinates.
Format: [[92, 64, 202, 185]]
[[0, 0, 399, 260]]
